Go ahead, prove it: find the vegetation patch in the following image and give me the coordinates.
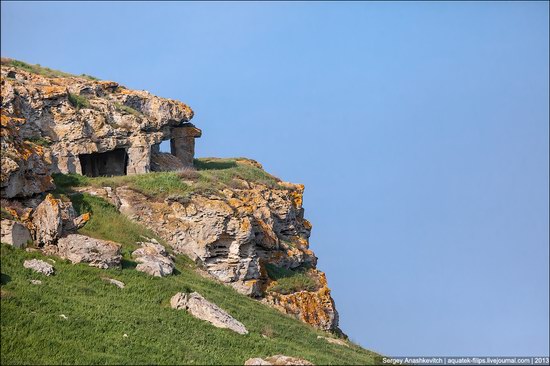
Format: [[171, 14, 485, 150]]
[[69, 193, 159, 251], [265, 263, 318, 295], [68, 93, 90, 110], [53, 157, 289, 201], [114, 102, 142, 117], [24, 137, 51, 147], [1, 194, 380, 366], [193, 158, 286, 192], [1, 58, 99, 80], [53, 172, 191, 200]]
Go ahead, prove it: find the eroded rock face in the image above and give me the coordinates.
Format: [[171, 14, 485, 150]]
[[23, 259, 54, 276], [264, 271, 339, 332], [244, 355, 314, 365], [85, 181, 339, 332], [1, 60, 340, 334], [0, 115, 54, 198], [132, 240, 174, 277], [1, 219, 31, 248], [55, 234, 122, 269], [1, 61, 199, 187], [171, 291, 248, 335]]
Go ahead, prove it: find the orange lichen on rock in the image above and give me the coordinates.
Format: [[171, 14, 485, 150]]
[[265, 271, 338, 331], [41, 85, 66, 98], [1, 113, 54, 198], [289, 185, 305, 208]]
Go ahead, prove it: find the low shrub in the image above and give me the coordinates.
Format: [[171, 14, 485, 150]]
[[114, 103, 142, 117], [68, 93, 90, 110], [265, 263, 318, 295], [24, 137, 51, 147]]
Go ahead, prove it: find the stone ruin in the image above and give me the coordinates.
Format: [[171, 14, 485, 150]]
[[1, 62, 202, 189], [67, 123, 202, 177]]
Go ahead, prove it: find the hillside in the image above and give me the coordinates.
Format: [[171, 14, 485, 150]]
[[1, 241, 379, 364], [0, 59, 381, 365]]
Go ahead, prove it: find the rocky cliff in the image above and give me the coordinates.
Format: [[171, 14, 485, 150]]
[[1, 57, 199, 198], [0, 59, 340, 333]]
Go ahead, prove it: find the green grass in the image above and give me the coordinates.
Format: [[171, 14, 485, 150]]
[[1, 214, 381, 366], [68, 93, 90, 110], [193, 158, 284, 191], [52, 158, 288, 201], [114, 103, 142, 117], [24, 137, 51, 147], [1, 58, 99, 80], [69, 193, 160, 252], [265, 263, 318, 295], [2, 174, 381, 364], [53, 172, 192, 200]]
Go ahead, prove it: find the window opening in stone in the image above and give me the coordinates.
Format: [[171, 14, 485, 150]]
[[150, 139, 186, 172]]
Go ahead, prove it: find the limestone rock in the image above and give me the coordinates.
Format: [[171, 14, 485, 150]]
[[102, 277, 125, 289], [264, 271, 339, 332], [23, 259, 54, 276], [1, 219, 31, 248], [0, 115, 54, 198], [245, 359, 271, 366], [244, 355, 314, 365], [31, 194, 62, 246], [113, 182, 339, 331], [317, 335, 349, 347], [1, 60, 199, 180], [55, 234, 122, 269], [29, 194, 82, 247], [132, 240, 174, 277], [72, 213, 90, 230], [170, 292, 248, 335]]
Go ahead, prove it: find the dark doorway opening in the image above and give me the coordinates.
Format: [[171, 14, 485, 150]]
[[79, 148, 128, 177]]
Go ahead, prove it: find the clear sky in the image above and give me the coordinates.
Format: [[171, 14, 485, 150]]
[[2, 1, 548, 357]]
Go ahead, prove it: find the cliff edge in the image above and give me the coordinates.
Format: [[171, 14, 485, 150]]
[[0, 59, 377, 364]]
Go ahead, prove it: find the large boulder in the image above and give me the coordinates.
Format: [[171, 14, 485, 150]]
[[170, 292, 248, 335], [30, 194, 85, 246], [23, 259, 54, 276], [30, 194, 64, 246], [55, 234, 122, 269], [132, 240, 174, 277], [244, 355, 314, 365], [1, 219, 31, 248]]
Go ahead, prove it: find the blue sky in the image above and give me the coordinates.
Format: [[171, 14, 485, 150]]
[[2, 1, 548, 357]]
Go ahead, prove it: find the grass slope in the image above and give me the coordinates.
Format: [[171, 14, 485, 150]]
[[1, 58, 99, 80], [0, 246, 380, 365], [1, 191, 381, 365], [52, 158, 286, 201]]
